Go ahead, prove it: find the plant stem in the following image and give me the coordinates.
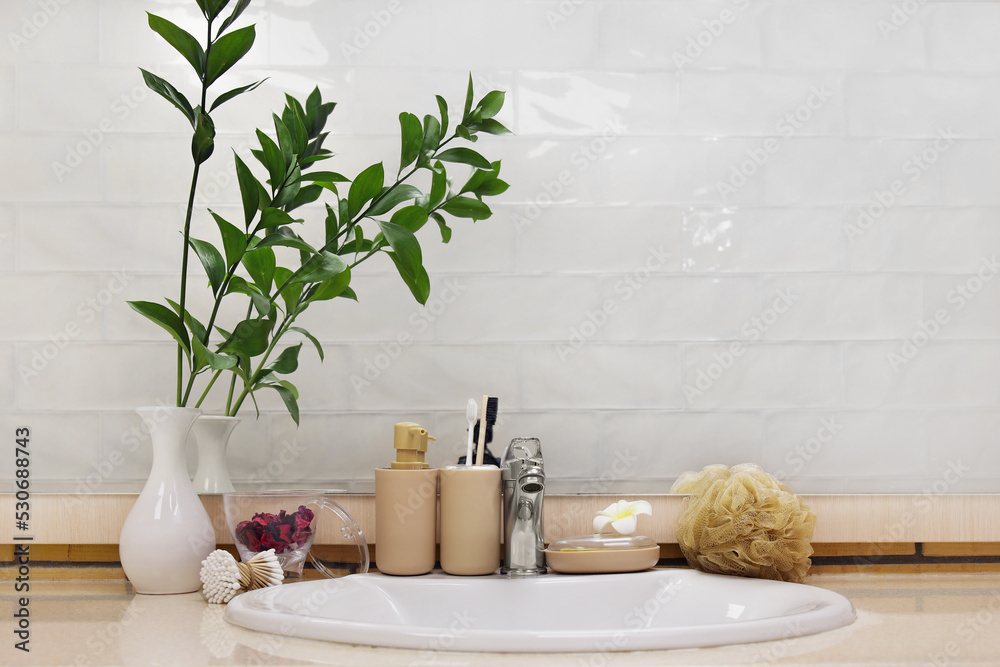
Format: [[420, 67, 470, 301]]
[[230, 311, 294, 415], [175, 17, 214, 407], [194, 369, 222, 408]]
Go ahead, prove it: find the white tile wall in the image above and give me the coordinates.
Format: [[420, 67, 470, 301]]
[[3, 0, 999, 493]]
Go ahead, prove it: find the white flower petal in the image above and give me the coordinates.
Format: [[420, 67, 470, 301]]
[[627, 500, 652, 517], [593, 515, 614, 533], [611, 514, 638, 535]]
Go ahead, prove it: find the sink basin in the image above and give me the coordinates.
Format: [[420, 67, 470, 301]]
[[224, 569, 855, 653]]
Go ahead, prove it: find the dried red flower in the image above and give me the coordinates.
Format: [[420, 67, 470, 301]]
[[235, 505, 315, 555]]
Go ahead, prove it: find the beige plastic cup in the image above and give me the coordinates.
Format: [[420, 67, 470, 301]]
[[439, 466, 501, 575], [374, 467, 438, 575]]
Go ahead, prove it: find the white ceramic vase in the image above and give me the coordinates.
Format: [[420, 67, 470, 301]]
[[192, 415, 239, 494], [119, 407, 216, 594]]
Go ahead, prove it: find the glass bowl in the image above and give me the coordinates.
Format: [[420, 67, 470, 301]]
[[223, 490, 368, 580]]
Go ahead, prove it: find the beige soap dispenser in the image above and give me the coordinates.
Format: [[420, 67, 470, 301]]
[[374, 422, 438, 575]]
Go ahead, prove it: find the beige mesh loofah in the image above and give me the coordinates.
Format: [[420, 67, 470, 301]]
[[670, 463, 816, 584]]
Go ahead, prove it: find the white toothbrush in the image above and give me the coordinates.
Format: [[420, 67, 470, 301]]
[[464, 398, 478, 466]]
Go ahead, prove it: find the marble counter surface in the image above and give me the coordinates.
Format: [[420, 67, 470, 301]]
[[6, 572, 1000, 666]]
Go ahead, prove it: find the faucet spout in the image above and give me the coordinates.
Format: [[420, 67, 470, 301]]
[[501, 438, 546, 576]]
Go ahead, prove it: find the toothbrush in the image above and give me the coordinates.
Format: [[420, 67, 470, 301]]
[[464, 398, 478, 466], [475, 396, 498, 466]]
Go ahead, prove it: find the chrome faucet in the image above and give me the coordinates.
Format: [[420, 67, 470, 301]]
[[501, 437, 546, 576]]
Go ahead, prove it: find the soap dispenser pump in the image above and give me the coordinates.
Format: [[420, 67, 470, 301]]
[[374, 422, 438, 575]]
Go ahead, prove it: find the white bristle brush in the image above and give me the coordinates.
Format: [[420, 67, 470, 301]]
[[200, 549, 283, 604]]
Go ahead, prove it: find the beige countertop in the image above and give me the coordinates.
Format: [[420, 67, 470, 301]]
[[6, 572, 1000, 666]]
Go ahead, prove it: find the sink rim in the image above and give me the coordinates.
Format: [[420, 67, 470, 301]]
[[225, 569, 857, 653]]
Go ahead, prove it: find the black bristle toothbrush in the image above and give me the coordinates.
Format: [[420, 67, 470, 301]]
[[475, 396, 498, 466]]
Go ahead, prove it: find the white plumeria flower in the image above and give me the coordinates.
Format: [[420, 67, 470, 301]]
[[593, 499, 652, 536]]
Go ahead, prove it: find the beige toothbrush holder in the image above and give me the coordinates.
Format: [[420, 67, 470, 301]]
[[439, 466, 501, 576]]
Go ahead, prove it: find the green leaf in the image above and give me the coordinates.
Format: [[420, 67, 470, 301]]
[[139, 68, 195, 126], [257, 229, 315, 254], [273, 113, 294, 166], [387, 250, 430, 305], [256, 130, 286, 188], [324, 203, 339, 244], [209, 210, 246, 266], [188, 237, 225, 294], [192, 336, 238, 372], [257, 207, 300, 230], [268, 383, 300, 425], [476, 90, 505, 120], [442, 196, 492, 220], [200, 0, 228, 21], [302, 171, 349, 184], [128, 300, 190, 354], [398, 112, 422, 173], [368, 184, 423, 217], [462, 73, 474, 123], [436, 94, 449, 138], [242, 246, 276, 292], [271, 163, 301, 209], [474, 118, 512, 135], [437, 147, 492, 170], [191, 108, 216, 164], [455, 124, 473, 142], [348, 162, 384, 218], [226, 276, 271, 317], [377, 216, 428, 303], [272, 266, 302, 314], [476, 178, 509, 196], [294, 252, 349, 284], [232, 154, 260, 228], [147, 13, 205, 75], [431, 211, 452, 243], [289, 326, 324, 361], [421, 115, 441, 155], [388, 204, 429, 233], [428, 162, 447, 208], [210, 78, 265, 112], [266, 343, 302, 375], [217, 0, 251, 36], [205, 24, 256, 86], [165, 298, 209, 345], [308, 266, 352, 302], [222, 318, 271, 357]]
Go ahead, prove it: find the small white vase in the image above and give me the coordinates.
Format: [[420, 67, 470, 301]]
[[192, 415, 239, 494], [119, 407, 216, 594]]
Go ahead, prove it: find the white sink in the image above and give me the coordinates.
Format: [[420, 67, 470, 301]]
[[224, 569, 855, 653]]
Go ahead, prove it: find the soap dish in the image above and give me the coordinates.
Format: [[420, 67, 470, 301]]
[[544, 535, 659, 574]]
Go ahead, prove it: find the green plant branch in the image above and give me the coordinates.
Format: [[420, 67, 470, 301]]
[[266, 135, 460, 305], [194, 369, 223, 408], [229, 310, 294, 415]]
